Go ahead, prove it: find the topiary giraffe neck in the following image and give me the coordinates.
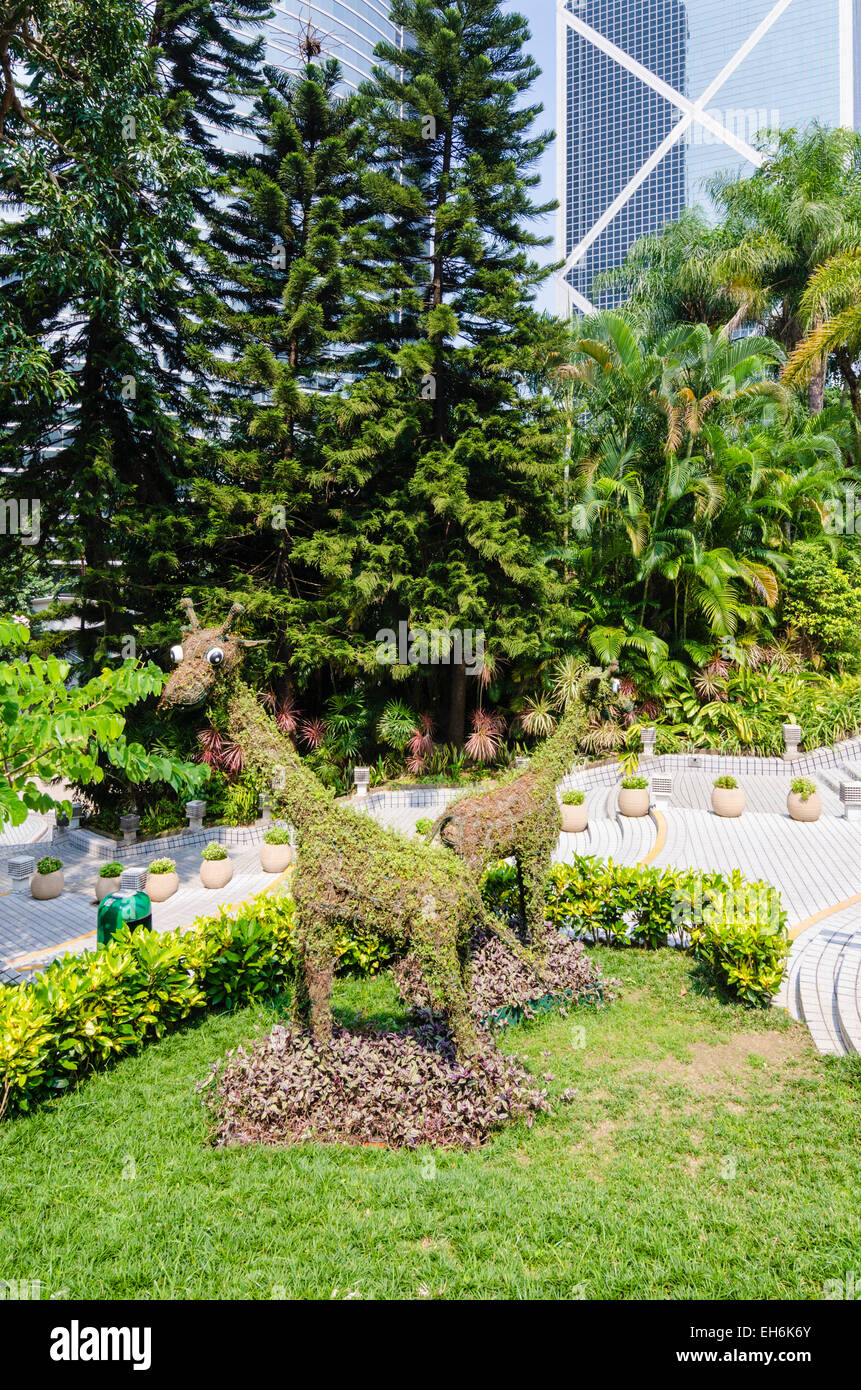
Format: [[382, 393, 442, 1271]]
[[530, 705, 586, 784], [227, 681, 332, 832]]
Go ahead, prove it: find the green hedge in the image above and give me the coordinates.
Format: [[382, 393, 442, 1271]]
[[0, 890, 391, 1120], [482, 856, 789, 1008]]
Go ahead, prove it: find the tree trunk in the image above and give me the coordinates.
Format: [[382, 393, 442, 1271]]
[[836, 349, 861, 423], [447, 660, 467, 747], [808, 358, 826, 416]]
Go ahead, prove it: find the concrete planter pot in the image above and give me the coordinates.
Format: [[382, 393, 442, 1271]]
[[146, 871, 180, 902], [787, 790, 822, 823], [618, 788, 650, 818], [200, 857, 233, 889], [96, 875, 122, 903], [260, 841, 293, 873], [712, 787, 745, 818], [31, 869, 64, 900], [560, 802, 588, 833]]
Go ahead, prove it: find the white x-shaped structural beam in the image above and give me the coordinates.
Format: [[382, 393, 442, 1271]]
[[557, 0, 798, 299]]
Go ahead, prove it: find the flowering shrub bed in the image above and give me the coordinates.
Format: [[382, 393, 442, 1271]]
[[481, 857, 788, 1007], [200, 1021, 551, 1150]]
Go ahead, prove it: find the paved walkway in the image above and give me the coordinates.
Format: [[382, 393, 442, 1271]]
[[0, 823, 284, 978], [556, 748, 861, 1058]]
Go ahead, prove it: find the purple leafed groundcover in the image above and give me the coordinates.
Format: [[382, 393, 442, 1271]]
[[200, 932, 615, 1150], [394, 928, 611, 1026], [201, 1021, 550, 1150]]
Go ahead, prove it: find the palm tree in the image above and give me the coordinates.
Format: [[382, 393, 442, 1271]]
[[557, 313, 846, 661], [783, 249, 861, 420], [709, 124, 861, 414]]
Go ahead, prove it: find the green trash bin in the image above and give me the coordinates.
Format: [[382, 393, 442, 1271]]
[[97, 889, 152, 946]]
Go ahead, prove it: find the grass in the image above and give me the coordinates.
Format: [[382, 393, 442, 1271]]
[[1, 949, 859, 1300]]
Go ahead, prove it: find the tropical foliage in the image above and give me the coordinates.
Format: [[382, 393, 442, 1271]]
[[4, 3, 861, 784]]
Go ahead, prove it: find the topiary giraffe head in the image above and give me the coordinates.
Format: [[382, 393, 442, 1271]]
[[159, 598, 264, 709]]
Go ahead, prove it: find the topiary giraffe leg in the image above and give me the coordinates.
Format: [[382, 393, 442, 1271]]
[[291, 908, 337, 1045], [412, 929, 480, 1059], [519, 846, 554, 955]]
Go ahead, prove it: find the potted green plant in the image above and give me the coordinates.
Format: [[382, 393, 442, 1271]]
[[95, 860, 123, 903], [787, 777, 821, 823], [712, 776, 745, 818], [259, 825, 293, 873], [560, 789, 588, 833], [146, 856, 179, 901], [31, 855, 64, 900], [200, 840, 233, 889], [618, 777, 650, 818]]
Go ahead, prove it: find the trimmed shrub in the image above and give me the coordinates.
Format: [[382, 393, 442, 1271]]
[[713, 776, 738, 790], [561, 791, 585, 806], [621, 776, 648, 790], [262, 826, 291, 845], [0, 890, 391, 1119], [481, 856, 788, 1004], [36, 857, 62, 875], [98, 861, 123, 879]]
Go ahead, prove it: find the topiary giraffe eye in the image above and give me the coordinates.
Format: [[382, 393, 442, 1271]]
[[206, 646, 225, 667], [169, 645, 183, 663]]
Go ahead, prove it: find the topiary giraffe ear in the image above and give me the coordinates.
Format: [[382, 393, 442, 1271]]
[[180, 596, 200, 630], [239, 638, 267, 648], [220, 602, 245, 636]]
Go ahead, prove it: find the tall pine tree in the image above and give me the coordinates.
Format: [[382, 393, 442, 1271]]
[[298, 0, 570, 742]]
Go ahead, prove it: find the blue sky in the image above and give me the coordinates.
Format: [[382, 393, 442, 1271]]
[[506, 0, 559, 313]]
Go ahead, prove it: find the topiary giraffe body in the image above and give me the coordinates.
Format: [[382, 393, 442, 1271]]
[[227, 684, 537, 1057], [428, 706, 588, 945]]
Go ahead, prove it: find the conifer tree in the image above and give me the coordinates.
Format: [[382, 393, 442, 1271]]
[[0, 0, 269, 665], [185, 57, 382, 692], [301, 0, 569, 742]]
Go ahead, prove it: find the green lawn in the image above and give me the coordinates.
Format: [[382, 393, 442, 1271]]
[[1, 950, 859, 1300]]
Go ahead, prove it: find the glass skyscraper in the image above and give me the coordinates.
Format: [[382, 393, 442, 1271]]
[[264, 2, 401, 89], [556, 0, 861, 313]]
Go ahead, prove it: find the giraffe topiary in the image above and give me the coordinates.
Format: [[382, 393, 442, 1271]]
[[160, 600, 540, 1058], [428, 666, 618, 946]]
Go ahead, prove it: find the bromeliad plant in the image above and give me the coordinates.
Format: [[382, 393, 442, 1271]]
[[714, 776, 739, 790], [561, 791, 585, 806], [36, 856, 62, 875]]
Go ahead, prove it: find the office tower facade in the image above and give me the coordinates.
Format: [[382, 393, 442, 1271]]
[[265, 2, 401, 89], [557, 0, 861, 314]]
